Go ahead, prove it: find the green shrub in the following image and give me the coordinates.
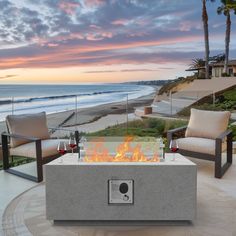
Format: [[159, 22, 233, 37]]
[[178, 104, 222, 117], [89, 118, 188, 138], [229, 123, 236, 141], [147, 118, 165, 133], [165, 119, 187, 132], [223, 89, 236, 101], [221, 72, 230, 77], [178, 87, 236, 116]]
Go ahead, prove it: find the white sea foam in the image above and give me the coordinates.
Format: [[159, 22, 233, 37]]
[[0, 84, 154, 121]]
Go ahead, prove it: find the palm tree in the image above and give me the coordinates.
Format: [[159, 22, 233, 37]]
[[189, 58, 206, 78], [210, 53, 225, 63], [217, 0, 236, 74], [189, 58, 205, 70], [202, 0, 215, 79]]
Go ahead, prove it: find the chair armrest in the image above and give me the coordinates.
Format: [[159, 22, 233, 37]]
[[1, 132, 41, 142], [48, 127, 77, 133], [167, 125, 187, 135], [48, 127, 79, 139], [216, 130, 232, 141], [167, 126, 187, 147], [1, 132, 42, 170]]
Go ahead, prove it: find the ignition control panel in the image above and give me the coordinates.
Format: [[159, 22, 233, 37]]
[[108, 179, 134, 204]]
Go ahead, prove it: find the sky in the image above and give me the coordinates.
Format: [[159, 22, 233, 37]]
[[0, 0, 236, 84]]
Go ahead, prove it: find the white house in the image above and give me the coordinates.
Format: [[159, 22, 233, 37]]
[[211, 60, 236, 78]]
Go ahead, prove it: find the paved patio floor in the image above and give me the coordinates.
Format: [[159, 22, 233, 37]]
[[1, 155, 236, 236]]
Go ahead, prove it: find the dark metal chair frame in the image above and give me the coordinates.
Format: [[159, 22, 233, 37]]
[[167, 126, 233, 178], [1, 128, 79, 182]]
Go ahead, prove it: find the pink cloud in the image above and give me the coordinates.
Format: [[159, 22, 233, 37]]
[[101, 32, 113, 38], [111, 17, 150, 27], [0, 34, 205, 69], [84, 0, 105, 7], [31, 37, 48, 46], [58, 1, 80, 15], [47, 43, 59, 47], [86, 31, 113, 41], [89, 24, 101, 29], [86, 33, 103, 41], [111, 19, 130, 26]]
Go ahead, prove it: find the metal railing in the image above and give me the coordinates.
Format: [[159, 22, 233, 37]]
[[0, 94, 131, 138]]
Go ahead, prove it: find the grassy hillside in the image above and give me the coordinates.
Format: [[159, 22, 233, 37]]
[[87, 118, 187, 138], [178, 85, 236, 116], [87, 116, 236, 142], [158, 75, 196, 96]]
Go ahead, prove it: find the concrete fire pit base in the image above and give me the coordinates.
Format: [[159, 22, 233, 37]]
[[45, 154, 197, 222]]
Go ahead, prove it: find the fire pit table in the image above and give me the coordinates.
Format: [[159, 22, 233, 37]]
[[46, 139, 197, 223]]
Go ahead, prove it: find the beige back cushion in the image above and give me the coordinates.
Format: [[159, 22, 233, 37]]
[[185, 108, 230, 139], [6, 112, 50, 148]]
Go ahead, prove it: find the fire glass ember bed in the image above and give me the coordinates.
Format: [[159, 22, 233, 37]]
[[45, 137, 197, 222]]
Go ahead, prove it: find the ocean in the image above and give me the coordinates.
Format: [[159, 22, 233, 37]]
[[0, 84, 154, 121]]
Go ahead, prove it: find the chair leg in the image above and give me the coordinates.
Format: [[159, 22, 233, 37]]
[[35, 140, 43, 182], [2, 133, 9, 170], [215, 134, 233, 179], [227, 132, 233, 164], [2, 133, 43, 182], [215, 156, 222, 178], [75, 130, 80, 153], [215, 139, 222, 178]]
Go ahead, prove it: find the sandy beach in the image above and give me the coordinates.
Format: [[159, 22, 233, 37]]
[[0, 90, 156, 136]]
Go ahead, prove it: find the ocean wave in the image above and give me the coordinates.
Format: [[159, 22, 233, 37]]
[[0, 90, 129, 105], [0, 85, 154, 121]]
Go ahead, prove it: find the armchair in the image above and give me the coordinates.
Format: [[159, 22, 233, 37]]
[[167, 109, 232, 178], [1, 112, 79, 182]]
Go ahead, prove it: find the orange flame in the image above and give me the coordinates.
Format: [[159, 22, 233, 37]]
[[84, 136, 160, 162]]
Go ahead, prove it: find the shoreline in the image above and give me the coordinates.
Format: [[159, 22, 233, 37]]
[[0, 84, 156, 122], [0, 90, 157, 135], [49, 91, 156, 135]]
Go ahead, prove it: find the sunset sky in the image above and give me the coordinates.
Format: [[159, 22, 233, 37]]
[[0, 0, 236, 84]]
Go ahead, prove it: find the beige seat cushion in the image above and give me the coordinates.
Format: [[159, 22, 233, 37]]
[[185, 108, 230, 140], [6, 112, 50, 148], [178, 137, 226, 156], [10, 139, 70, 159]]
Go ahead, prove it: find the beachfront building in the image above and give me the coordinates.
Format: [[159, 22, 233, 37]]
[[186, 59, 236, 79], [211, 60, 236, 78]]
